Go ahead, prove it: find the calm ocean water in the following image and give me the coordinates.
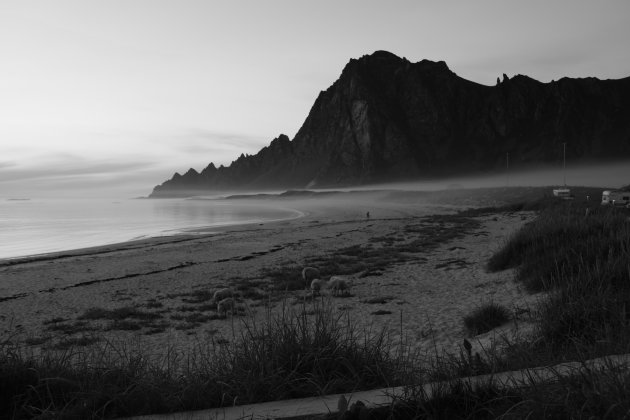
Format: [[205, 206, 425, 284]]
[[0, 198, 301, 260]]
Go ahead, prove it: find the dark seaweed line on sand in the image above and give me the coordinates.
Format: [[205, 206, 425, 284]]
[[216, 244, 288, 263], [0, 235, 217, 268], [0, 293, 29, 303], [1, 261, 201, 302], [38, 261, 198, 294], [3, 242, 292, 302], [40, 242, 291, 294]]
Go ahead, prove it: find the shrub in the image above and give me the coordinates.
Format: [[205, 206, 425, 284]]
[[463, 302, 511, 336]]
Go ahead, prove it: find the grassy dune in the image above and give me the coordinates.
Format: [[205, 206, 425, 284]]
[[489, 195, 630, 355], [397, 192, 630, 419], [1, 299, 415, 419]]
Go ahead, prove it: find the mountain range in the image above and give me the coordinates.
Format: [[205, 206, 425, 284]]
[[150, 51, 630, 197]]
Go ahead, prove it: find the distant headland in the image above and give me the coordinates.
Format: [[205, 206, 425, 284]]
[[150, 50, 630, 198]]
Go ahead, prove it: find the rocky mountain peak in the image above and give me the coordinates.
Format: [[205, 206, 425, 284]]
[[367, 50, 401, 60], [201, 163, 217, 174], [150, 51, 630, 197]]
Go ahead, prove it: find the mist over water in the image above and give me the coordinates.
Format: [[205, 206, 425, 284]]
[[0, 198, 301, 260], [2, 160, 628, 261]]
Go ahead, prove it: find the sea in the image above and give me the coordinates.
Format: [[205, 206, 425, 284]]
[[0, 197, 302, 260]]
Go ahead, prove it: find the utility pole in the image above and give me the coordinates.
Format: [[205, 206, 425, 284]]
[[506, 152, 509, 187], [563, 142, 566, 187]]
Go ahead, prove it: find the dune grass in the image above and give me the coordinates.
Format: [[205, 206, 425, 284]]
[[488, 198, 630, 355], [487, 197, 630, 292], [0, 299, 414, 419]]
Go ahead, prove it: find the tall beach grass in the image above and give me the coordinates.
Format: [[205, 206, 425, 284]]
[[488, 197, 630, 355], [0, 298, 414, 419]]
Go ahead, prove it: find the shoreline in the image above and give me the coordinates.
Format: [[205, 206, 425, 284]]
[[0, 203, 307, 266], [0, 184, 571, 266], [0, 188, 543, 359]]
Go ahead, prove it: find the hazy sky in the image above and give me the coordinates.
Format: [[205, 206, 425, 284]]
[[1, 1, 629, 198]]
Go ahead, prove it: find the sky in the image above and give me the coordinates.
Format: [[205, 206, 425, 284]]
[[1, 1, 629, 198]]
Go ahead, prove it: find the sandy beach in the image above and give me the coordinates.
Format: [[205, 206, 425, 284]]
[[0, 189, 543, 360]]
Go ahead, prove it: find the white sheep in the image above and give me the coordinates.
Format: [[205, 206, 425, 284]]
[[217, 297, 235, 315], [302, 267, 321, 285], [310, 278, 326, 295], [327, 276, 351, 296], [213, 288, 233, 302]]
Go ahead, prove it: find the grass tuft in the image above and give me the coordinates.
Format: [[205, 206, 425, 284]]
[[0, 298, 414, 418], [463, 302, 511, 336]]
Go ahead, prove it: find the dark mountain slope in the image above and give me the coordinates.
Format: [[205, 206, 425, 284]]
[[151, 51, 630, 197]]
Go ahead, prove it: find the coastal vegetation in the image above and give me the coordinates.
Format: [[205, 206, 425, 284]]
[[488, 194, 630, 357], [401, 191, 630, 418], [463, 302, 511, 336], [0, 300, 412, 419], [1, 187, 630, 418]]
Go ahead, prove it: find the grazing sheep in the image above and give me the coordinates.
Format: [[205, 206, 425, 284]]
[[310, 278, 326, 295], [217, 297, 235, 315], [213, 288, 232, 302], [327, 276, 350, 296], [302, 267, 321, 285]]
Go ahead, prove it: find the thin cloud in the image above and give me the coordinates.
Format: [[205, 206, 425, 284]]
[[0, 161, 17, 169], [139, 128, 273, 169], [172, 129, 270, 155], [0, 159, 157, 182]]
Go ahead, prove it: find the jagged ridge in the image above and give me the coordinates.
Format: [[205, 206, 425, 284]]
[[151, 51, 630, 197]]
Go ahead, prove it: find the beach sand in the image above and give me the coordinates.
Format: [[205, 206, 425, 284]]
[[0, 189, 544, 360]]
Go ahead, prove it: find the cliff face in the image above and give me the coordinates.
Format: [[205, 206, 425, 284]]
[[151, 51, 630, 197]]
